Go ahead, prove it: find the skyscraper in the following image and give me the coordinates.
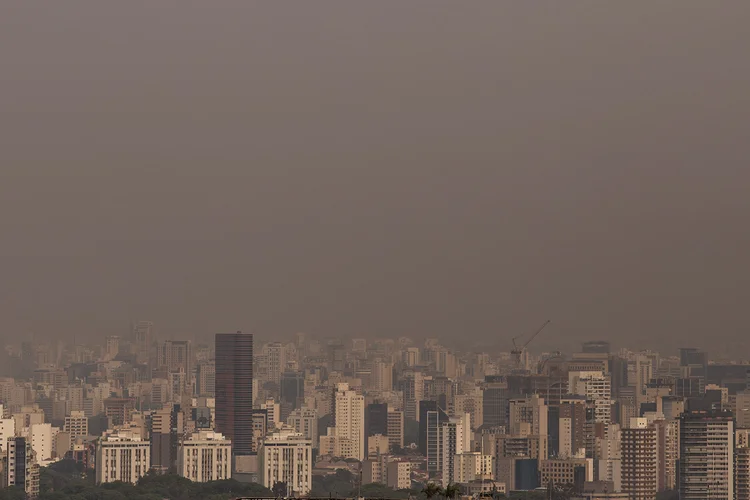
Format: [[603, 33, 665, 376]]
[[215, 331, 254, 456]]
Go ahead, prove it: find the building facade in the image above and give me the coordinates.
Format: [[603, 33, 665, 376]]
[[215, 331, 254, 456], [95, 430, 151, 484], [177, 431, 232, 482], [259, 426, 313, 496]]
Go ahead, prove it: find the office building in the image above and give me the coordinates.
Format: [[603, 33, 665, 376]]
[[482, 376, 508, 429], [259, 426, 313, 496], [95, 430, 151, 484], [177, 431, 231, 482], [215, 331, 253, 456], [400, 370, 424, 421], [679, 410, 734, 500], [387, 408, 405, 449]]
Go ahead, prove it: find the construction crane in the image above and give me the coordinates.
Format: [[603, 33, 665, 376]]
[[511, 320, 551, 370]]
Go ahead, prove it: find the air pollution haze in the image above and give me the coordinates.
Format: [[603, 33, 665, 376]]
[[1, 2, 749, 355]]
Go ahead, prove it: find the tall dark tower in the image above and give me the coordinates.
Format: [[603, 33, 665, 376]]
[[215, 331, 253, 455]]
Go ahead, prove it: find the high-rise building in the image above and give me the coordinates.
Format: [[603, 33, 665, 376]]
[[196, 361, 216, 397], [454, 452, 494, 483], [679, 410, 734, 500], [334, 383, 365, 461], [259, 426, 313, 496], [157, 340, 192, 376], [280, 371, 305, 413], [400, 370, 425, 421], [387, 408, 405, 449], [288, 408, 319, 450], [149, 404, 185, 473], [653, 419, 678, 492], [423, 403, 449, 473], [621, 418, 657, 500], [737, 444, 750, 500], [264, 342, 285, 386], [366, 403, 388, 450], [95, 430, 151, 484], [482, 376, 508, 429], [372, 360, 393, 392], [215, 331, 253, 456], [5, 437, 39, 499], [569, 371, 613, 425], [558, 397, 587, 459], [132, 321, 153, 365], [177, 431, 232, 482], [441, 413, 471, 485], [508, 395, 548, 437], [105, 336, 120, 360], [0, 417, 16, 454], [453, 388, 484, 431]]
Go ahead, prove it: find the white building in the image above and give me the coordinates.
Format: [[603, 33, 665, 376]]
[[259, 426, 313, 496], [334, 383, 365, 460], [177, 431, 232, 482], [24, 423, 52, 464], [441, 413, 471, 485], [0, 417, 15, 453], [679, 411, 734, 500], [5, 437, 40, 499], [95, 430, 151, 484], [569, 371, 613, 424]]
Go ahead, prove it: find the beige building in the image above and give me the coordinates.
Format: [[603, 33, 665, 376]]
[[454, 452, 494, 483], [334, 383, 365, 460], [95, 430, 150, 484], [259, 426, 313, 496], [177, 431, 231, 482]]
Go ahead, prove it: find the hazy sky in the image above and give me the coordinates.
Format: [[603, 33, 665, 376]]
[[2, 2, 749, 355]]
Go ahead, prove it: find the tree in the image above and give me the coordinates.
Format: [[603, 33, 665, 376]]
[[422, 483, 442, 499], [443, 483, 461, 500], [272, 481, 288, 498]]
